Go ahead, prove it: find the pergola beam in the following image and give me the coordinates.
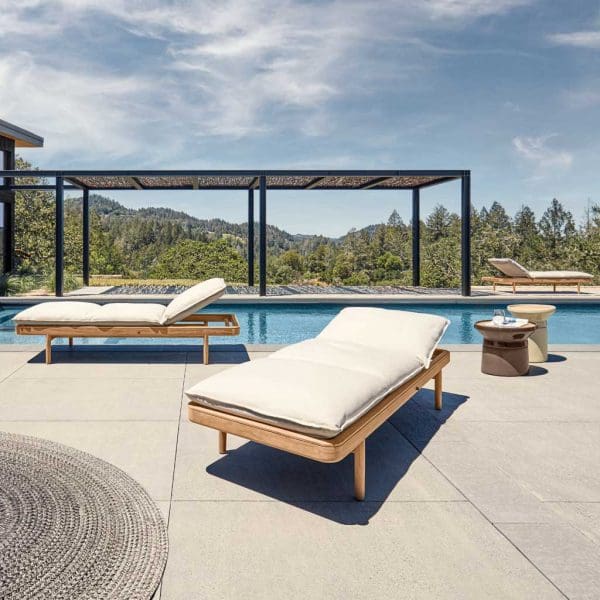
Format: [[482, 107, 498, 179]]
[[359, 176, 393, 190], [65, 177, 89, 190], [129, 177, 144, 190], [304, 177, 326, 189]]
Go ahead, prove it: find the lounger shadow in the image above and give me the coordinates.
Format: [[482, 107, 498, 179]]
[[27, 343, 250, 364], [205, 389, 468, 525]]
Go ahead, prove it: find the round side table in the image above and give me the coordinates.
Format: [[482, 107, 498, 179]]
[[507, 304, 556, 363], [474, 320, 536, 376]]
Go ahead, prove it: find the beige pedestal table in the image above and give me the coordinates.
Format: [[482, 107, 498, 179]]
[[507, 304, 556, 363]]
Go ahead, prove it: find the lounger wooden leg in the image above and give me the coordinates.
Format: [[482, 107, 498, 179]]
[[353, 441, 366, 501], [45, 336, 52, 365], [512, 282, 516, 293], [218, 431, 227, 454], [434, 371, 442, 410], [203, 335, 209, 365], [68, 337, 73, 348], [577, 283, 581, 294], [553, 284, 556, 293]]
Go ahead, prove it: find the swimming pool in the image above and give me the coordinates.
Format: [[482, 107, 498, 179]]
[[1, 302, 599, 346]]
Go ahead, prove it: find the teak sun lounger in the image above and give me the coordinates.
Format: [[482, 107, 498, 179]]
[[14, 278, 238, 364], [186, 307, 450, 501], [483, 258, 593, 293]]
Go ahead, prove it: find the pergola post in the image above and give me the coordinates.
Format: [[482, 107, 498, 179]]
[[247, 189, 254, 287], [461, 172, 471, 296], [1, 144, 15, 274], [55, 176, 64, 297], [412, 188, 420, 287], [258, 175, 267, 296], [82, 189, 90, 286]]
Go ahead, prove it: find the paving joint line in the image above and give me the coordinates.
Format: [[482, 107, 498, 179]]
[[387, 418, 570, 599]]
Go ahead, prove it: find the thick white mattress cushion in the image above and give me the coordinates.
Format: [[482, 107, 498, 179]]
[[90, 303, 165, 325], [530, 270, 592, 280], [186, 348, 422, 438], [14, 301, 166, 325], [186, 307, 449, 438], [317, 307, 449, 368], [161, 278, 226, 325], [14, 302, 100, 325]]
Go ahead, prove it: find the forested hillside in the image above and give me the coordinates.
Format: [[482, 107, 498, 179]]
[[4, 157, 600, 293]]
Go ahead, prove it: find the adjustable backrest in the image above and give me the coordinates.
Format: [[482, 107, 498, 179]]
[[161, 278, 226, 325], [488, 258, 532, 278]]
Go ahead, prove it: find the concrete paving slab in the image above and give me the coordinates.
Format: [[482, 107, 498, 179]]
[[172, 422, 463, 509], [498, 522, 600, 599], [545, 502, 600, 546], [420, 421, 600, 502], [0, 351, 38, 382], [0, 421, 178, 500], [418, 440, 557, 524], [160, 500, 564, 600], [417, 377, 600, 422], [0, 377, 183, 421]]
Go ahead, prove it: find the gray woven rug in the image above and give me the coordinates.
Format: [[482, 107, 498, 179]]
[[0, 432, 168, 599]]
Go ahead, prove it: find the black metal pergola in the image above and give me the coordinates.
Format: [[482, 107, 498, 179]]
[[0, 169, 471, 297]]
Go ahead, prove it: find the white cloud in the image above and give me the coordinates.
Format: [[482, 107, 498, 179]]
[[0, 52, 165, 159], [548, 30, 600, 49], [0, 0, 538, 162], [423, 0, 533, 19], [512, 135, 573, 171]]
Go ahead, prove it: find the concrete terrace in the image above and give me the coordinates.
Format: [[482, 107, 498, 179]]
[[0, 344, 599, 599], [3, 284, 596, 305]]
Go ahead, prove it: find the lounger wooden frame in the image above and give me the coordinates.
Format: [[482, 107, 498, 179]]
[[16, 313, 240, 365], [482, 276, 591, 293], [187, 348, 450, 501]]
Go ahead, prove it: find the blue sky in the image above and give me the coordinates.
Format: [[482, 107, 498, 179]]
[[2, 0, 600, 236]]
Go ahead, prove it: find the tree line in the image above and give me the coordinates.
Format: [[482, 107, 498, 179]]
[[3, 157, 599, 293]]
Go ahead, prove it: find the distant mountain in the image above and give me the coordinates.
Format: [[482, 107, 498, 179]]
[[66, 194, 341, 246]]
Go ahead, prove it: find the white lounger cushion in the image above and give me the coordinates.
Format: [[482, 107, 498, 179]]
[[186, 307, 449, 438], [488, 258, 532, 278], [161, 278, 226, 325], [530, 270, 592, 279], [488, 259, 592, 280], [14, 301, 166, 326], [90, 303, 166, 325], [14, 301, 100, 325], [317, 306, 449, 368]]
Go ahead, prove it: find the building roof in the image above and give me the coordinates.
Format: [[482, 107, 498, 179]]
[[4, 170, 466, 191], [0, 119, 44, 148]]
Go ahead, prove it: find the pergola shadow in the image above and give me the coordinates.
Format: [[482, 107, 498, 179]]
[[205, 390, 468, 525]]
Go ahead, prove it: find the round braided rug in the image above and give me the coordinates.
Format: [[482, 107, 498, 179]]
[[0, 432, 168, 599]]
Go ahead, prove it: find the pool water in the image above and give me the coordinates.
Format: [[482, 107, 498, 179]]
[[1, 303, 599, 346]]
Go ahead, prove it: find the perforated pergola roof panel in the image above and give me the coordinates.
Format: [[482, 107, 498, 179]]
[[7, 170, 465, 191]]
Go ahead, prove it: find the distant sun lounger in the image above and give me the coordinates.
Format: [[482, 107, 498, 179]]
[[483, 258, 593, 293], [14, 278, 238, 364], [186, 307, 450, 501]]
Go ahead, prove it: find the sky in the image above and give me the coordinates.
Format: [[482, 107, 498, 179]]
[[1, 0, 600, 237]]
